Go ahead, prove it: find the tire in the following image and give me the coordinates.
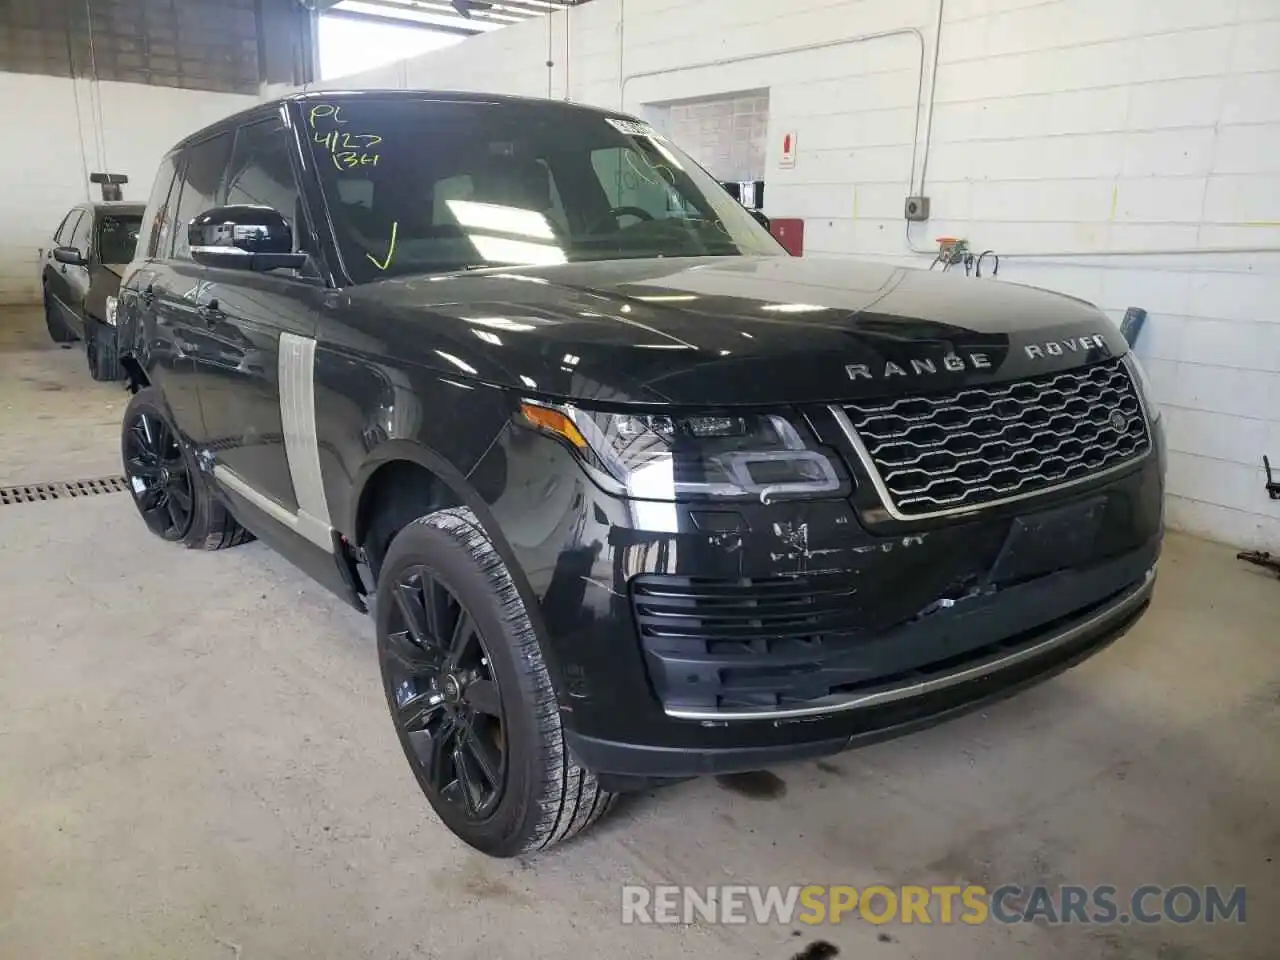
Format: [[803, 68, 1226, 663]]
[[43, 286, 78, 343], [121, 386, 254, 550], [376, 507, 614, 857], [86, 318, 123, 382]]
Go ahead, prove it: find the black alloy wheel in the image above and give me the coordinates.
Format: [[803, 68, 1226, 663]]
[[383, 565, 507, 821], [123, 407, 195, 541]]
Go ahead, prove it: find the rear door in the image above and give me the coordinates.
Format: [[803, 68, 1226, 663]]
[[196, 115, 323, 524]]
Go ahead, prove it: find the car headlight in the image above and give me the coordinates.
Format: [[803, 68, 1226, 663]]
[[105, 295, 119, 327], [520, 402, 844, 503], [1122, 353, 1160, 422]]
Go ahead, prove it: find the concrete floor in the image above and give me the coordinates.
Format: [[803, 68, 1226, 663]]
[[0, 305, 1275, 960]]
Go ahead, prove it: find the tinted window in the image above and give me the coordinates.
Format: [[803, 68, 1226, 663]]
[[69, 210, 92, 254], [97, 214, 142, 265], [171, 132, 234, 260], [138, 154, 178, 259], [305, 99, 782, 284], [224, 118, 304, 251]]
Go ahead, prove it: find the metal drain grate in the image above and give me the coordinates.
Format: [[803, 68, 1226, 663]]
[[0, 475, 130, 505]]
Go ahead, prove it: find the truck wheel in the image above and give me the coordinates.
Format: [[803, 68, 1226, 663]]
[[86, 319, 123, 382], [121, 387, 253, 550], [376, 507, 614, 857], [43, 287, 77, 343]]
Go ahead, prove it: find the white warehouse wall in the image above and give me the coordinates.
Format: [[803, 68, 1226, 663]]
[[271, 1, 1280, 548], [0, 71, 257, 305]]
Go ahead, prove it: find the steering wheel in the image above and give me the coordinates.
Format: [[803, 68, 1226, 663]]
[[589, 205, 655, 234]]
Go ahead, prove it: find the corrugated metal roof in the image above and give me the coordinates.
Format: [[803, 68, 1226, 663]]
[[319, 0, 590, 38]]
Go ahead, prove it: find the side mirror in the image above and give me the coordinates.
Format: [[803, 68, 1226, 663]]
[[188, 205, 308, 272], [54, 246, 86, 266]]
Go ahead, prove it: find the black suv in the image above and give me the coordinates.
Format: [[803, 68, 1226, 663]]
[[117, 91, 1164, 857], [41, 201, 145, 380]]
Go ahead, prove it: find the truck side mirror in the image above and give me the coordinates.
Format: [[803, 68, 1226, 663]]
[[189, 205, 307, 272], [53, 246, 87, 266]]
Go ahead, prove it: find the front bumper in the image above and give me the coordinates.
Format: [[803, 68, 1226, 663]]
[[567, 563, 1153, 781], [474, 408, 1165, 783]]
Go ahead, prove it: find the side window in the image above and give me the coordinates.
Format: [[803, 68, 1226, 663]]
[[69, 210, 92, 255], [53, 210, 77, 244], [224, 118, 305, 251], [137, 154, 179, 260], [58, 210, 84, 247], [171, 132, 234, 260]]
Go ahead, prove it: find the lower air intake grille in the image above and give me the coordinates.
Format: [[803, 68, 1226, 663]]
[[631, 573, 872, 712], [840, 358, 1150, 516]]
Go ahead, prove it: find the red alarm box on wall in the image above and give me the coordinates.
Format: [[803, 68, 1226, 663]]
[[769, 219, 804, 256]]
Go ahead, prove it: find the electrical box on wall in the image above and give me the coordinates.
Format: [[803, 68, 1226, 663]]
[[904, 196, 930, 221]]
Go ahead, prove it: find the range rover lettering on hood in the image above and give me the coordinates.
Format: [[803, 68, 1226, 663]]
[[1024, 335, 1108, 359], [845, 335, 1110, 381]]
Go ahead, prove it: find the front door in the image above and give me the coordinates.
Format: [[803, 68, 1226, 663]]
[[155, 133, 236, 444], [51, 209, 92, 337], [195, 270, 321, 516], [188, 115, 327, 544], [44, 208, 81, 327]]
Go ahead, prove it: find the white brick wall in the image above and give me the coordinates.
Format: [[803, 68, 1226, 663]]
[[263, 0, 1280, 547], [648, 92, 770, 182], [0, 71, 256, 305]]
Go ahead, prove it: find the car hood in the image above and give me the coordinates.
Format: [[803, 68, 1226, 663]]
[[337, 256, 1128, 406]]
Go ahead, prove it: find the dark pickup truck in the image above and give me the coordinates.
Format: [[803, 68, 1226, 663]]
[[116, 90, 1164, 857]]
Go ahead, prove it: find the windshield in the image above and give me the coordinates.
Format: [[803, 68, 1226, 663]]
[[97, 214, 142, 264], [304, 98, 784, 284]]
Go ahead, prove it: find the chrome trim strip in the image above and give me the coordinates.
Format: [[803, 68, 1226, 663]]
[[190, 246, 252, 258], [664, 567, 1155, 722], [213, 465, 332, 551], [279, 333, 332, 533], [829, 403, 1151, 522]]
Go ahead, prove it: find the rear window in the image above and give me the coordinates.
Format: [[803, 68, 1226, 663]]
[[97, 214, 142, 265]]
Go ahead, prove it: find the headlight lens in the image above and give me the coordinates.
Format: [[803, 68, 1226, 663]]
[[105, 295, 119, 327], [522, 403, 843, 503], [1123, 353, 1160, 422]]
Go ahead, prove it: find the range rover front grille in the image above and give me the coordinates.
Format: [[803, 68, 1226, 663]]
[[837, 358, 1151, 517]]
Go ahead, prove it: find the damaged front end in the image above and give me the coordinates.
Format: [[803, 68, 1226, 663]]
[[475, 366, 1164, 778]]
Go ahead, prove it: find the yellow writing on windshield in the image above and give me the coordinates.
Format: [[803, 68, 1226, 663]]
[[310, 103, 382, 171], [308, 103, 348, 127], [365, 221, 399, 272]]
